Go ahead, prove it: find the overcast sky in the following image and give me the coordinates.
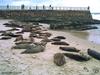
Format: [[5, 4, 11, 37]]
[[0, 0, 100, 12]]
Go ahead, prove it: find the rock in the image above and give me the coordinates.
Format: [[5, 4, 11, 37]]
[[59, 47, 80, 52], [51, 41, 69, 45], [83, 67, 89, 72], [80, 26, 98, 30], [92, 67, 100, 73], [88, 49, 100, 60], [54, 36, 66, 39], [21, 44, 45, 54], [54, 53, 66, 66]]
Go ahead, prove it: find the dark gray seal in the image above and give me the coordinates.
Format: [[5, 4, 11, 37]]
[[54, 36, 66, 39], [59, 47, 80, 52], [21, 44, 45, 54], [51, 41, 69, 45], [54, 53, 66, 66], [88, 49, 100, 60]]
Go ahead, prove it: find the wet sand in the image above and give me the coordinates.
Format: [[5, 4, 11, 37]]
[[0, 20, 100, 75], [70, 26, 100, 45]]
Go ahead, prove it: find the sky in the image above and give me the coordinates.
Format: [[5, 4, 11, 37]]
[[0, 0, 100, 12]]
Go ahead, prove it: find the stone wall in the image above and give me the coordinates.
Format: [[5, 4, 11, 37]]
[[0, 10, 93, 24]]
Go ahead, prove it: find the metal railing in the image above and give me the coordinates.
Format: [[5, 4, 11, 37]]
[[0, 5, 89, 11]]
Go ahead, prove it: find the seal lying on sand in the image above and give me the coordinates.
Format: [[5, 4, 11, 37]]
[[88, 49, 100, 60], [16, 31, 24, 34], [14, 35, 23, 42], [0, 36, 11, 40], [41, 39, 51, 42], [15, 41, 32, 45], [59, 47, 80, 52], [54, 36, 66, 39], [29, 33, 38, 37], [40, 32, 52, 37], [0, 31, 6, 33], [51, 41, 69, 45], [63, 53, 90, 62], [21, 44, 45, 54], [34, 41, 47, 47], [1, 32, 21, 37], [1, 32, 13, 36], [51, 38, 61, 41], [7, 28, 19, 31], [12, 44, 30, 49], [54, 53, 66, 66], [3, 23, 11, 25], [22, 25, 33, 32]]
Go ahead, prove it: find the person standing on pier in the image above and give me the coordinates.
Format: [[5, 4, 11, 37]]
[[21, 4, 25, 10]]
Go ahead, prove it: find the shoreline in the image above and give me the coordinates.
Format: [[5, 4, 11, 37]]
[[0, 19, 100, 75], [49, 30, 100, 50]]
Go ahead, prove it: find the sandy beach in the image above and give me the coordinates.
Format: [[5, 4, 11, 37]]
[[0, 19, 100, 75]]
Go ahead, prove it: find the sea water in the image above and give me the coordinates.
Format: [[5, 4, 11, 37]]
[[71, 14, 100, 44]]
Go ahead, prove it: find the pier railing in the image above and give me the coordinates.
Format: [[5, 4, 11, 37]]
[[0, 5, 89, 11]]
